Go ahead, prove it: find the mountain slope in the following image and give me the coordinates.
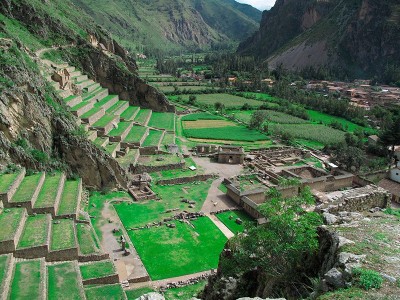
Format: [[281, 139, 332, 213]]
[[238, 0, 400, 78], [71, 0, 261, 54]]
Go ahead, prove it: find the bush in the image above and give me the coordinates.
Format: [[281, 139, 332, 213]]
[[353, 268, 383, 290], [31, 149, 49, 163]]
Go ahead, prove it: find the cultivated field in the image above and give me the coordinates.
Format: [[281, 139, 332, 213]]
[[183, 119, 237, 129], [80, 260, 115, 280], [148, 112, 175, 131], [85, 284, 125, 300], [47, 262, 83, 300], [171, 94, 264, 108]]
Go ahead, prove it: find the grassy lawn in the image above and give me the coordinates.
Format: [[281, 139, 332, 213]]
[[93, 137, 108, 147], [18, 214, 49, 249], [104, 143, 119, 154], [120, 106, 140, 121], [124, 126, 148, 143], [162, 133, 175, 146], [0, 255, 10, 288], [216, 210, 254, 234], [108, 121, 132, 137], [47, 262, 83, 300], [80, 260, 115, 280], [9, 260, 43, 300], [138, 154, 181, 167], [134, 109, 151, 124], [76, 223, 101, 255], [114, 181, 212, 228], [172, 94, 264, 108], [79, 106, 102, 118], [0, 172, 20, 193], [125, 287, 155, 300], [181, 113, 225, 121], [129, 217, 227, 280], [34, 172, 63, 208], [148, 112, 175, 131], [94, 95, 117, 108], [270, 124, 346, 145], [295, 139, 325, 150], [149, 168, 202, 182], [57, 180, 80, 216], [11, 172, 43, 203], [242, 92, 281, 104], [183, 126, 268, 142], [107, 101, 128, 114], [85, 284, 125, 300], [116, 149, 139, 169], [50, 219, 76, 251], [163, 280, 207, 300], [0, 208, 25, 242], [92, 114, 116, 128], [142, 130, 163, 147]]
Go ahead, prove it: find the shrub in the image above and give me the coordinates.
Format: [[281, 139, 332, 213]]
[[353, 268, 383, 290], [31, 149, 49, 163]]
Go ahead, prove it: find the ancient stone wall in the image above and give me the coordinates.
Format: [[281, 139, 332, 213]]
[[0, 209, 27, 255], [82, 274, 119, 285], [14, 245, 49, 259], [78, 253, 110, 262], [133, 161, 185, 174], [157, 174, 215, 185], [47, 247, 79, 262], [0, 168, 25, 203]]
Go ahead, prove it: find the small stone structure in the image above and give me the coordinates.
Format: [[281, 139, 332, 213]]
[[217, 145, 245, 164], [128, 175, 157, 201]]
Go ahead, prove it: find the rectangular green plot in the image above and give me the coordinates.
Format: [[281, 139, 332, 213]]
[[92, 114, 116, 128], [47, 262, 83, 300], [34, 173, 63, 208], [104, 143, 119, 155], [176, 93, 264, 108], [0, 208, 25, 242], [0, 172, 20, 194], [84, 284, 125, 300], [108, 122, 132, 137], [216, 210, 255, 234], [18, 214, 49, 249], [183, 126, 268, 142], [9, 259, 43, 300], [148, 112, 175, 131], [11, 173, 43, 203], [83, 88, 105, 101], [76, 223, 101, 255], [142, 130, 163, 147], [50, 219, 76, 251], [181, 113, 225, 121], [134, 109, 151, 124], [94, 95, 117, 108], [64, 95, 79, 104], [0, 255, 11, 289], [93, 137, 108, 147], [80, 260, 115, 280], [80, 106, 102, 118], [116, 149, 139, 169], [57, 180, 80, 216], [107, 101, 128, 114], [124, 126, 147, 143], [120, 106, 139, 121], [162, 133, 175, 146]]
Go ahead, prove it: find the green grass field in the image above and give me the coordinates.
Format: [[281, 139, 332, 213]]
[[34, 172, 63, 208], [124, 126, 148, 143], [163, 280, 207, 300], [0, 172, 20, 193], [47, 262, 83, 300], [181, 113, 225, 121], [114, 181, 211, 228], [107, 101, 128, 114], [125, 287, 155, 300], [183, 126, 268, 142], [162, 133, 175, 146], [0, 255, 10, 289], [158, 85, 212, 92], [85, 284, 125, 300], [138, 154, 182, 167], [18, 214, 49, 249], [216, 211, 254, 234], [134, 109, 151, 124], [171, 94, 264, 108], [80, 260, 115, 280], [129, 217, 227, 280], [50, 219, 76, 251], [0, 208, 25, 242], [11, 173, 43, 203], [9, 260, 43, 300], [242, 92, 281, 104], [108, 121, 132, 137], [92, 114, 116, 128], [148, 112, 175, 131], [57, 180, 80, 216], [104, 143, 119, 155], [120, 106, 139, 121], [142, 130, 163, 147], [76, 223, 101, 255]]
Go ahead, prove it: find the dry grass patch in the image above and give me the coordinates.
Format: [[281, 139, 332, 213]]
[[183, 120, 237, 129]]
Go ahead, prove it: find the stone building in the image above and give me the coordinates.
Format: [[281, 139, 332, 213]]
[[217, 145, 245, 164]]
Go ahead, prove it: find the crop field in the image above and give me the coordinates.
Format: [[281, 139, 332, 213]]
[[34, 172, 63, 208], [173, 94, 264, 108], [157, 85, 212, 92], [138, 154, 182, 167], [216, 210, 254, 234], [11, 172, 43, 203], [183, 119, 237, 129], [80, 260, 115, 280], [0, 208, 25, 242], [18, 214, 49, 248], [85, 284, 125, 300], [270, 124, 346, 145], [183, 126, 269, 142], [124, 126, 148, 143], [0, 172, 20, 193], [142, 130, 163, 147], [57, 180, 80, 216], [76, 223, 101, 255], [242, 92, 281, 104], [181, 113, 225, 121], [108, 121, 132, 137], [162, 133, 175, 146], [47, 262, 83, 300], [114, 181, 212, 228], [148, 112, 175, 131], [9, 260, 43, 299], [50, 219, 76, 251], [120, 106, 139, 121], [295, 139, 325, 150], [264, 110, 309, 124], [128, 217, 227, 280], [134, 109, 151, 124]]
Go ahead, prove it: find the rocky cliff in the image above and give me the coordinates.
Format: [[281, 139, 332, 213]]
[[238, 0, 400, 79]]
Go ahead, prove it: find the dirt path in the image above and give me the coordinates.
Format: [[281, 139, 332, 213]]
[[207, 214, 234, 239]]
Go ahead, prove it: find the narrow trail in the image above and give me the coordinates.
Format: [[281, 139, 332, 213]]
[[207, 213, 234, 239]]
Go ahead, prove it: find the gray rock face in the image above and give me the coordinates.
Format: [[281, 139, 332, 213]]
[[236, 298, 286, 300], [323, 212, 338, 225], [381, 273, 397, 283], [324, 268, 345, 288], [337, 252, 366, 266], [138, 293, 165, 300]]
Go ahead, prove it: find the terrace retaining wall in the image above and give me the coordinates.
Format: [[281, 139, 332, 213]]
[[47, 247, 79, 262], [0, 168, 26, 203], [78, 253, 110, 262], [14, 245, 49, 259], [133, 161, 185, 174], [0, 255, 14, 300], [33, 173, 66, 217], [82, 274, 119, 285], [157, 174, 215, 185], [0, 209, 28, 255]]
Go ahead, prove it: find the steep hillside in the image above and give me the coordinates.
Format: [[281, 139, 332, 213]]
[[238, 0, 400, 78], [0, 0, 172, 188], [71, 0, 261, 54]]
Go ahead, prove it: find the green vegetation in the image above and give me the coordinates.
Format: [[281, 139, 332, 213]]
[[115, 181, 211, 227], [57, 180, 80, 216], [48, 262, 83, 300], [148, 112, 175, 131], [50, 219, 76, 251], [0, 208, 25, 242], [384, 207, 400, 219], [162, 133, 175, 146], [0, 172, 20, 193], [139, 154, 181, 167], [80, 260, 115, 280], [318, 287, 364, 300], [142, 130, 163, 147], [9, 260, 43, 300], [107, 101, 129, 114], [216, 210, 254, 234], [184, 126, 268, 142], [34, 172, 63, 208], [85, 284, 125, 300], [129, 217, 227, 280], [353, 268, 383, 290], [134, 109, 152, 124], [104, 142, 119, 155], [172, 94, 264, 108], [0, 255, 10, 288], [108, 121, 132, 137], [116, 149, 139, 169], [163, 280, 207, 299], [181, 113, 224, 121], [18, 214, 49, 248], [264, 110, 309, 124], [92, 114, 116, 128], [124, 126, 148, 143], [11, 173, 43, 203], [120, 106, 139, 121], [94, 95, 117, 108], [125, 287, 155, 300], [76, 223, 101, 255]]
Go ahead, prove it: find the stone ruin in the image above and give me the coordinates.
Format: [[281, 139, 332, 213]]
[[128, 173, 156, 201], [248, 146, 306, 168]]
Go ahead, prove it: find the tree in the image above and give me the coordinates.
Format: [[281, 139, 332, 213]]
[[380, 116, 400, 158], [214, 102, 225, 113], [250, 110, 268, 130], [188, 95, 197, 105]]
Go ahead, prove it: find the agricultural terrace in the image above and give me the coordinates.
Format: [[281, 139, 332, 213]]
[[0, 255, 9, 288], [0, 208, 25, 242], [129, 217, 227, 280], [76, 223, 101, 255], [138, 154, 182, 167], [148, 112, 175, 131], [18, 214, 49, 249], [34, 172, 63, 208], [142, 130, 163, 147], [0, 171, 20, 193], [85, 284, 125, 300], [9, 259, 43, 299], [57, 180, 80, 216], [50, 219, 76, 251], [170, 93, 264, 108], [11, 172, 43, 203], [80, 260, 115, 280], [114, 181, 212, 228], [47, 262, 83, 300], [216, 210, 254, 234]]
